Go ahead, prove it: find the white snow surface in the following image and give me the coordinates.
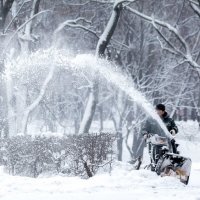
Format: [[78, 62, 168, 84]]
[[0, 162, 200, 200], [1, 121, 200, 200]]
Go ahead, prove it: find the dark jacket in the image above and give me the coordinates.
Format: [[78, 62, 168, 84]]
[[142, 112, 178, 137], [161, 112, 178, 134]]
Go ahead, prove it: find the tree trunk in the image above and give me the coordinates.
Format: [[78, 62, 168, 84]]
[[33, 157, 39, 178], [99, 104, 104, 132], [78, 2, 122, 134], [21, 64, 55, 135], [117, 130, 123, 161], [79, 82, 98, 134], [111, 89, 129, 161], [18, 0, 41, 53], [0, 0, 15, 32], [0, 0, 3, 31], [84, 162, 93, 178], [16, 85, 27, 134], [96, 3, 123, 57], [2, 0, 41, 136], [5, 57, 16, 137]]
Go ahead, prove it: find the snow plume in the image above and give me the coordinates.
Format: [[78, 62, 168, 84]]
[[9, 48, 172, 139], [71, 54, 172, 139]]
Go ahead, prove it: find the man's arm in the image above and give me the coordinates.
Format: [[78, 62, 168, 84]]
[[170, 119, 178, 134], [141, 118, 150, 136]]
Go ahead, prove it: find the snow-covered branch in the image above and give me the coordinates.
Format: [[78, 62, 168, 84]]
[[190, 0, 200, 17], [24, 0, 41, 38], [4, 0, 31, 34], [3, 9, 52, 54], [96, 1, 123, 56], [54, 18, 99, 39], [21, 65, 55, 134], [126, 6, 200, 70]]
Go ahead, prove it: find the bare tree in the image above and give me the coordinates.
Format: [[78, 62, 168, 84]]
[[79, 1, 123, 134]]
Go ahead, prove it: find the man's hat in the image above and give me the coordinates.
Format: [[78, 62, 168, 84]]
[[156, 104, 165, 111]]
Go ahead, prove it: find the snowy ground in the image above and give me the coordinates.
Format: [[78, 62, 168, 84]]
[[1, 121, 200, 200], [0, 161, 200, 200]]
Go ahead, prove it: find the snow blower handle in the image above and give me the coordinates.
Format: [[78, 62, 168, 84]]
[[170, 129, 176, 136]]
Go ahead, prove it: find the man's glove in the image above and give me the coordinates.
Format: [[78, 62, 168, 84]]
[[170, 129, 176, 136], [142, 132, 148, 139]]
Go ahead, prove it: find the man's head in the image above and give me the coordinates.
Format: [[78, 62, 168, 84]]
[[156, 104, 165, 117]]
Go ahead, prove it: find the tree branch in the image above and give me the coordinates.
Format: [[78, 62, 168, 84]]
[[3, 10, 52, 55], [125, 6, 200, 70]]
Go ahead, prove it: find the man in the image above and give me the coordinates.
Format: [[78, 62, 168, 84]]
[[129, 104, 178, 167]]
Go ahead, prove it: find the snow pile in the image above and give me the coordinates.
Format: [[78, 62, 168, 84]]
[[0, 161, 200, 200]]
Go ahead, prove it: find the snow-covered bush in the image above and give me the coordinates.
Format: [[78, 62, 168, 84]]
[[0, 133, 115, 178], [0, 136, 33, 176], [67, 133, 115, 177]]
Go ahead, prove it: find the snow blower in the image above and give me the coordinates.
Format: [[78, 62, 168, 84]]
[[145, 133, 192, 185]]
